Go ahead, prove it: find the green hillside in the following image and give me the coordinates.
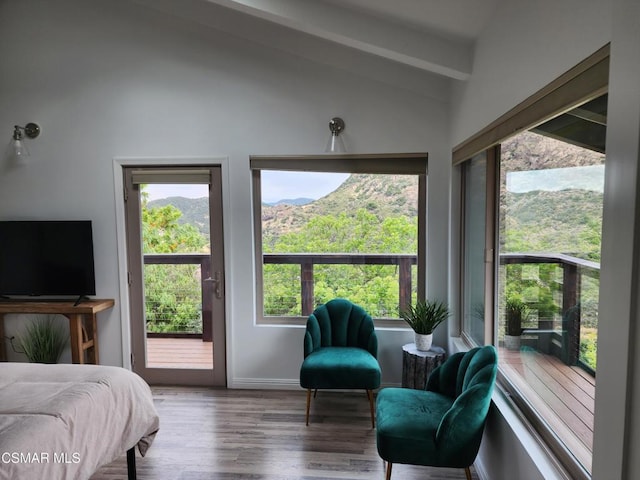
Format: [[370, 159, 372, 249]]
[[499, 131, 604, 262], [147, 159, 603, 263], [503, 189, 603, 261], [149, 196, 209, 234], [262, 173, 418, 239]]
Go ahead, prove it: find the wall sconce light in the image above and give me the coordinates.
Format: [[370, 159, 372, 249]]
[[325, 117, 346, 153], [5, 122, 41, 168]]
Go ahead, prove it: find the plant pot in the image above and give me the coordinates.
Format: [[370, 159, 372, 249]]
[[504, 334, 521, 351], [414, 333, 433, 351]]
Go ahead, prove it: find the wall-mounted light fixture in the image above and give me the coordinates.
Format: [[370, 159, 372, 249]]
[[5, 122, 41, 168], [325, 117, 346, 153]]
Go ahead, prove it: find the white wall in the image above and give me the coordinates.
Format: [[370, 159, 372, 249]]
[[450, 0, 640, 479], [0, 0, 451, 386], [451, 0, 611, 146], [593, 1, 640, 478]]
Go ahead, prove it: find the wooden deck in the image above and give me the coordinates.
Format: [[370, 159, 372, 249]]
[[499, 346, 595, 472], [146, 337, 213, 369]]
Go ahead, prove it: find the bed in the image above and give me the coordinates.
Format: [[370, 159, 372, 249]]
[[0, 362, 159, 480]]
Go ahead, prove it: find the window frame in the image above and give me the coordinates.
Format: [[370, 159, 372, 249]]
[[459, 147, 498, 347], [250, 153, 428, 327], [454, 45, 609, 480]]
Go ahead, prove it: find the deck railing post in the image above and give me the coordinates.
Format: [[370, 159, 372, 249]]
[[399, 257, 412, 314], [562, 263, 580, 365], [301, 261, 314, 316], [264, 253, 417, 317], [500, 253, 598, 368]]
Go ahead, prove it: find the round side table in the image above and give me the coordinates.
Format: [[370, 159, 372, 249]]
[[401, 343, 446, 390]]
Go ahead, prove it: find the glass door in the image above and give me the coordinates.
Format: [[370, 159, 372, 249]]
[[124, 166, 226, 386]]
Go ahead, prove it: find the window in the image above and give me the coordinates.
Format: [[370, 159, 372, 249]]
[[461, 150, 496, 346], [498, 125, 604, 474], [455, 46, 609, 479], [251, 154, 427, 325]]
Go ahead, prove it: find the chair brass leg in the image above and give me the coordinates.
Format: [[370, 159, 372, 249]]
[[385, 461, 392, 480], [366, 389, 375, 428], [464, 466, 472, 480], [305, 389, 311, 426]]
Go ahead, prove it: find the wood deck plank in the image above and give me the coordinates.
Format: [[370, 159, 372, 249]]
[[517, 357, 593, 446], [524, 351, 595, 413], [146, 337, 213, 369], [500, 363, 593, 471], [532, 352, 596, 398], [499, 346, 595, 472]]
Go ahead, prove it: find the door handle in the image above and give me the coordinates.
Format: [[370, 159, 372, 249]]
[[204, 271, 223, 299]]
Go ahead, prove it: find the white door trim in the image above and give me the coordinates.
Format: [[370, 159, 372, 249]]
[[112, 156, 232, 385]]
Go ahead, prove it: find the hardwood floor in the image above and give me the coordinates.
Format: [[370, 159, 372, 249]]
[[91, 387, 477, 480]]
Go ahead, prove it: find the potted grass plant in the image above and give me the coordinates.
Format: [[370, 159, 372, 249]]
[[504, 296, 529, 350], [14, 316, 68, 364], [400, 299, 450, 351]]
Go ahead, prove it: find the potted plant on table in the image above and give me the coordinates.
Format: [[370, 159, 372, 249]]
[[14, 316, 68, 364], [400, 299, 450, 351], [504, 296, 529, 351]]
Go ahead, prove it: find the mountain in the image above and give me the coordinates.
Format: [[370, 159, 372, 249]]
[[148, 196, 209, 233], [261, 174, 418, 239], [264, 198, 314, 206], [147, 174, 419, 240], [501, 130, 604, 173], [146, 135, 605, 262]]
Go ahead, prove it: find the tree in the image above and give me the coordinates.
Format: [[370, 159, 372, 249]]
[[140, 188, 208, 333], [263, 208, 417, 317]]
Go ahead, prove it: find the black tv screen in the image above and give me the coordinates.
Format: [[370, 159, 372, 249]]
[[0, 221, 96, 297]]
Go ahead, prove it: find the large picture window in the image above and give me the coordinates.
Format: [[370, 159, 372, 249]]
[[251, 155, 427, 325], [497, 121, 604, 474], [456, 46, 608, 479]]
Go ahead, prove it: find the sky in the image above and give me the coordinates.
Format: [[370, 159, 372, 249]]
[[146, 184, 209, 201], [260, 171, 349, 203], [145, 166, 604, 201], [506, 165, 605, 193], [145, 172, 350, 202]]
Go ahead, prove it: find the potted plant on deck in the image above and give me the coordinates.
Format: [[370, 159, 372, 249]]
[[505, 296, 529, 351], [400, 299, 450, 351]]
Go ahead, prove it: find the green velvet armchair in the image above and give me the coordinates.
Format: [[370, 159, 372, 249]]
[[300, 298, 381, 427], [376, 345, 498, 480]]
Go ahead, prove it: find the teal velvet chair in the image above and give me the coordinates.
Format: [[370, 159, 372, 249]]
[[376, 345, 498, 480], [300, 298, 381, 427]]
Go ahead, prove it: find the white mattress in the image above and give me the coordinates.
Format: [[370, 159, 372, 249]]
[[0, 362, 159, 480]]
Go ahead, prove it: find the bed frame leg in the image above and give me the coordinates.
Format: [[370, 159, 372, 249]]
[[127, 447, 137, 480]]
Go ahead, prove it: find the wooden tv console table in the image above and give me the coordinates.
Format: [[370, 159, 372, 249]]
[[0, 299, 115, 364]]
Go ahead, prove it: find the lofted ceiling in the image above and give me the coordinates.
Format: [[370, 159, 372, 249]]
[[132, 0, 501, 96], [128, 0, 606, 154], [324, 0, 501, 41], [199, 0, 500, 79]]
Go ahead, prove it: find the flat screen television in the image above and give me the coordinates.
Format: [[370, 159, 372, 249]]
[[0, 220, 96, 299]]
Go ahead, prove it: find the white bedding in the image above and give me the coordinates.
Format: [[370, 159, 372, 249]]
[[0, 362, 159, 480]]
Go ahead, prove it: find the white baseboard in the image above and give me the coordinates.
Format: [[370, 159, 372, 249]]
[[229, 378, 300, 390], [474, 458, 489, 480], [228, 378, 401, 390]]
